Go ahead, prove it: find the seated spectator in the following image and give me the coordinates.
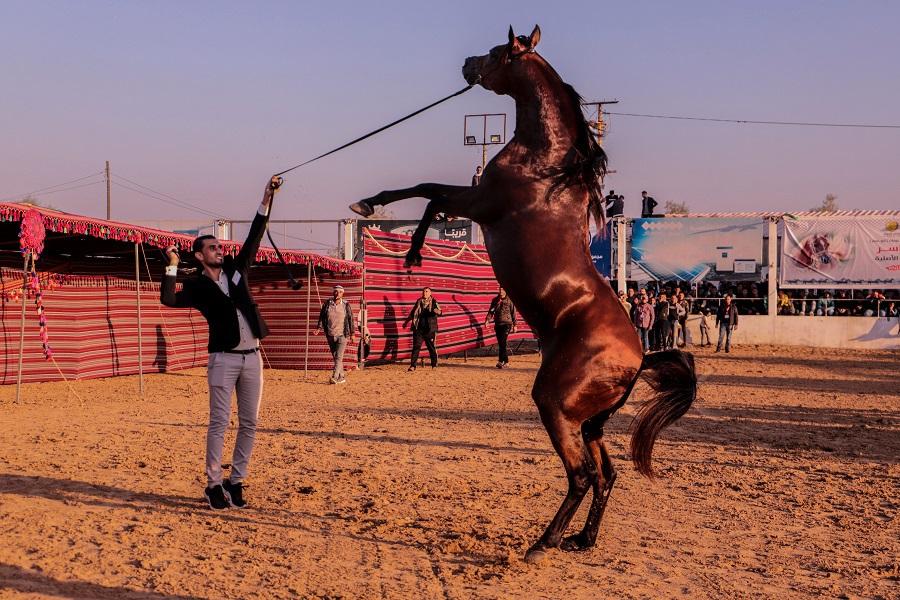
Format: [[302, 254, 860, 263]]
[[816, 292, 835, 316], [778, 291, 794, 315], [835, 291, 851, 316]]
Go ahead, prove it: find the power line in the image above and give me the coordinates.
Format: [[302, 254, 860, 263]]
[[110, 178, 222, 219], [605, 112, 900, 129], [0, 171, 105, 202], [36, 180, 106, 197], [111, 173, 223, 218]]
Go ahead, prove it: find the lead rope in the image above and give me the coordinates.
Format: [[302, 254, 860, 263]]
[[274, 84, 474, 177], [265, 84, 474, 290]]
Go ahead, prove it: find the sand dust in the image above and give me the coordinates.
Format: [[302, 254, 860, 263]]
[[1, 345, 898, 599]]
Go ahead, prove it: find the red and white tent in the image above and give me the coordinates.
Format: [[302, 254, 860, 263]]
[[1, 202, 362, 384]]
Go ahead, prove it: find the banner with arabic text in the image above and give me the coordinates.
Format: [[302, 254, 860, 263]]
[[781, 216, 900, 289]]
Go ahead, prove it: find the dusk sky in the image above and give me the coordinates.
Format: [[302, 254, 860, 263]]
[[2, 1, 898, 248]]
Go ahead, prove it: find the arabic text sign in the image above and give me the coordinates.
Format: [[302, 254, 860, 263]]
[[781, 216, 900, 289], [631, 218, 764, 282]]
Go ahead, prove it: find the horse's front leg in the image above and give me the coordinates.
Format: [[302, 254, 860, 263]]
[[349, 183, 471, 217], [404, 190, 486, 268]]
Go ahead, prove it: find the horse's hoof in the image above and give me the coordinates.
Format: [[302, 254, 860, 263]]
[[349, 201, 375, 217], [560, 533, 593, 552], [403, 253, 423, 269], [524, 546, 548, 565]]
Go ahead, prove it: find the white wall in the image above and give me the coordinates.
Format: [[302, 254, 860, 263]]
[[685, 314, 900, 350]]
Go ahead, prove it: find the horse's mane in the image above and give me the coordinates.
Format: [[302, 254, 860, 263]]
[[538, 61, 608, 209]]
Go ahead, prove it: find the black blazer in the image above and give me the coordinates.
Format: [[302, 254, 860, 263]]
[[161, 211, 271, 352]]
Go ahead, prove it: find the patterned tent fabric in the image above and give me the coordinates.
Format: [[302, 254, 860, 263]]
[[362, 228, 534, 362], [0, 202, 364, 385], [0, 202, 361, 274], [0, 264, 362, 384]]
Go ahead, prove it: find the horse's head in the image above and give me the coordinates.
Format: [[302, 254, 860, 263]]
[[463, 25, 541, 94]]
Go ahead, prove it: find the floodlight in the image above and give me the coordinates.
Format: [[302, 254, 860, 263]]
[[490, 134, 502, 143], [465, 136, 477, 145]]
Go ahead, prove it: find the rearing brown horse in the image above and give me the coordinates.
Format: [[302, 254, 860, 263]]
[[351, 26, 697, 563]]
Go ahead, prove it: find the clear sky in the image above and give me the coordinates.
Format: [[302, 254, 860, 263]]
[[2, 1, 898, 236]]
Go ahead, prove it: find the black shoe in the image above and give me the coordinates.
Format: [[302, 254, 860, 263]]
[[204, 484, 231, 510], [223, 479, 247, 508]]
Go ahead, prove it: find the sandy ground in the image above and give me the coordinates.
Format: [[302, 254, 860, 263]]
[[1, 345, 898, 600]]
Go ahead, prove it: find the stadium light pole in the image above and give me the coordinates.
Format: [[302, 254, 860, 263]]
[[464, 114, 506, 170]]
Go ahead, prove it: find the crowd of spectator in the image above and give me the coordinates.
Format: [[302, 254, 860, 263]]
[[775, 289, 897, 318], [614, 280, 898, 319]]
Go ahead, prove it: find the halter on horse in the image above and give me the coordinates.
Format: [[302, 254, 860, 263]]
[[351, 25, 697, 563]]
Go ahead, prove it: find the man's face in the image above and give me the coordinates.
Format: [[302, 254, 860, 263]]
[[333, 289, 344, 301], [195, 238, 224, 267], [499, 287, 506, 298], [422, 288, 432, 300]]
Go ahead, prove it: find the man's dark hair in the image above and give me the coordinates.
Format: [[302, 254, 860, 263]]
[[192, 235, 216, 254], [642, 190, 647, 195]]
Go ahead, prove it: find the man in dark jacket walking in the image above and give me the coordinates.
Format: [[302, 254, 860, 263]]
[[404, 287, 441, 371], [485, 287, 517, 368], [161, 176, 280, 510], [315, 285, 355, 384], [716, 293, 739, 353]]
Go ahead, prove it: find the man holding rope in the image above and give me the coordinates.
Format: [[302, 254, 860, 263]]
[[161, 176, 281, 510]]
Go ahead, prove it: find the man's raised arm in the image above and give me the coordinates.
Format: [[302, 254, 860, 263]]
[[235, 176, 282, 270]]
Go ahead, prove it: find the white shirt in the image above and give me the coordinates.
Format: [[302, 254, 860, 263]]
[[216, 269, 258, 351]]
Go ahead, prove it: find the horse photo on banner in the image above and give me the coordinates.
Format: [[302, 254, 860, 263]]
[[781, 215, 900, 289]]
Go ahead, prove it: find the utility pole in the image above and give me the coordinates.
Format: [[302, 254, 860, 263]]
[[582, 99, 619, 146], [105, 161, 111, 220]]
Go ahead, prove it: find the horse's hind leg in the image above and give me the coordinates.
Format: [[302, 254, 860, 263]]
[[525, 410, 596, 564], [561, 380, 637, 551], [561, 418, 617, 552]]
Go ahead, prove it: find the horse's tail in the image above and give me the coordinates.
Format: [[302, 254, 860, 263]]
[[629, 349, 697, 477]]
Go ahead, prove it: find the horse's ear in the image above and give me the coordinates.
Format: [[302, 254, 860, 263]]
[[508, 25, 516, 45], [528, 25, 541, 50]]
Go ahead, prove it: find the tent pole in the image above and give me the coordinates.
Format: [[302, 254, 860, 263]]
[[15, 252, 30, 404], [304, 262, 312, 380], [136, 243, 144, 396], [358, 266, 366, 370]]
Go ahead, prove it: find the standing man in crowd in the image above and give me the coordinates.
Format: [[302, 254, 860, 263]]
[[404, 286, 442, 371], [698, 309, 712, 346], [641, 190, 658, 218], [716, 293, 739, 353], [471, 165, 483, 186], [675, 291, 691, 347], [161, 176, 281, 510], [485, 287, 517, 368], [633, 294, 654, 353], [315, 285, 355, 384], [655, 293, 672, 351], [605, 190, 624, 218]]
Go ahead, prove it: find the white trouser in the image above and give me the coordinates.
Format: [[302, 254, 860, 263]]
[[206, 351, 263, 487]]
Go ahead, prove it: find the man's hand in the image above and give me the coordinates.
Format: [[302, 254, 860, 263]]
[[512, 326, 518, 334], [313, 328, 322, 336], [164, 245, 180, 267], [267, 175, 283, 192], [261, 176, 283, 213]]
